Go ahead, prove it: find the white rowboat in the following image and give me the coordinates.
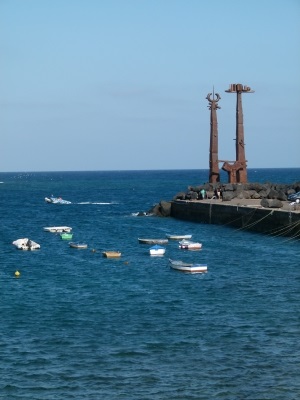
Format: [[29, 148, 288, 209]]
[[169, 259, 207, 274], [166, 234, 192, 240]]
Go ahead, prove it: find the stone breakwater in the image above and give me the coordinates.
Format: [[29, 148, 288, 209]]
[[174, 181, 300, 205], [148, 181, 300, 217], [146, 182, 300, 238]]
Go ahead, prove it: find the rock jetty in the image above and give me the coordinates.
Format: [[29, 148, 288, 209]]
[[147, 181, 300, 217], [176, 182, 300, 204]]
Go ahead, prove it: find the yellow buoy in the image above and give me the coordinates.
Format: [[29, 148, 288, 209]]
[[15, 271, 20, 277]]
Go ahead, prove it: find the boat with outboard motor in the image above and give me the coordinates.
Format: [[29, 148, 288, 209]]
[[179, 240, 202, 250], [12, 238, 40, 251], [45, 196, 71, 204]]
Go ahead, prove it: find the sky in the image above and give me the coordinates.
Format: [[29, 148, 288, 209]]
[[1, 0, 299, 172]]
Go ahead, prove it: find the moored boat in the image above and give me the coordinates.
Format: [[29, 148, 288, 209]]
[[44, 226, 72, 233], [69, 242, 88, 249], [169, 259, 207, 273], [60, 233, 73, 240], [12, 238, 40, 251], [103, 251, 121, 258], [149, 245, 166, 256], [166, 234, 192, 240], [179, 240, 202, 250], [138, 238, 168, 244]]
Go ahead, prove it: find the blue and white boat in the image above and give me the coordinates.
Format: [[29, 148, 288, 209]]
[[149, 244, 166, 256]]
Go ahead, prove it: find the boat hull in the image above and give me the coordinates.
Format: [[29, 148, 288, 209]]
[[169, 259, 207, 273], [149, 245, 166, 256], [178, 240, 202, 250], [138, 238, 168, 244], [60, 233, 73, 240], [166, 234, 192, 240], [45, 197, 71, 204], [12, 238, 40, 251], [44, 226, 72, 233], [179, 243, 202, 250], [69, 242, 88, 249], [103, 251, 121, 258]]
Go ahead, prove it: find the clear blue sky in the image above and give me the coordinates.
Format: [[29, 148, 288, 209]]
[[1, 0, 299, 172]]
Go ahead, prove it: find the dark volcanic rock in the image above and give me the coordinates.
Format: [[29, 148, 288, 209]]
[[224, 184, 234, 191], [173, 192, 186, 200], [160, 201, 172, 217], [148, 200, 172, 217], [277, 191, 287, 201], [222, 191, 235, 201], [261, 198, 283, 208], [267, 188, 279, 199]]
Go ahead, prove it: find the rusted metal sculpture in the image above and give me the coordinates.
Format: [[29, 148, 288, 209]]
[[222, 83, 254, 183], [206, 90, 221, 183]]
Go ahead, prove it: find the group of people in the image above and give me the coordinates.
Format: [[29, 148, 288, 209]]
[[214, 188, 222, 199], [198, 187, 222, 200]]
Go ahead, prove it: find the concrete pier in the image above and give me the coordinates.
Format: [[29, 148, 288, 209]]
[[171, 198, 300, 237]]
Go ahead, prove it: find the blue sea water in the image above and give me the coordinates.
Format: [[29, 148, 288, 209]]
[[0, 169, 299, 400]]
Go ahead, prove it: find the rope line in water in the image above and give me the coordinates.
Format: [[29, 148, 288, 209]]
[[221, 207, 258, 227], [266, 219, 300, 237], [234, 210, 274, 232], [210, 202, 300, 240], [279, 221, 300, 243]]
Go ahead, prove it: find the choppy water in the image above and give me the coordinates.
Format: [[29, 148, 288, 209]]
[[0, 169, 299, 399]]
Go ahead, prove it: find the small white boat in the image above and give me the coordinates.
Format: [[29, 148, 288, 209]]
[[12, 238, 40, 251], [44, 226, 72, 233], [103, 251, 121, 258], [179, 240, 202, 250], [45, 197, 71, 204], [138, 238, 168, 245], [149, 245, 166, 256], [166, 234, 192, 240], [69, 242, 88, 249], [169, 259, 207, 274]]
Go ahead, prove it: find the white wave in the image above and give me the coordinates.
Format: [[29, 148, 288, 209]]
[[77, 202, 114, 205], [131, 211, 153, 217]]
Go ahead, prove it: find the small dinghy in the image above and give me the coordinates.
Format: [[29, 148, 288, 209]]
[[12, 238, 40, 251], [138, 238, 168, 244], [169, 259, 207, 274], [60, 233, 73, 240], [102, 251, 121, 258], [149, 245, 166, 256], [69, 242, 88, 249], [179, 240, 202, 250], [44, 226, 72, 233], [166, 234, 192, 240]]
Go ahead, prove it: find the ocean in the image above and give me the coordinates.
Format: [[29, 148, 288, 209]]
[[0, 168, 299, 399]]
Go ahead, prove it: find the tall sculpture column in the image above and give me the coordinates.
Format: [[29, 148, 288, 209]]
[[224, 83, 254, 183], [206, 91, 221, 183]]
